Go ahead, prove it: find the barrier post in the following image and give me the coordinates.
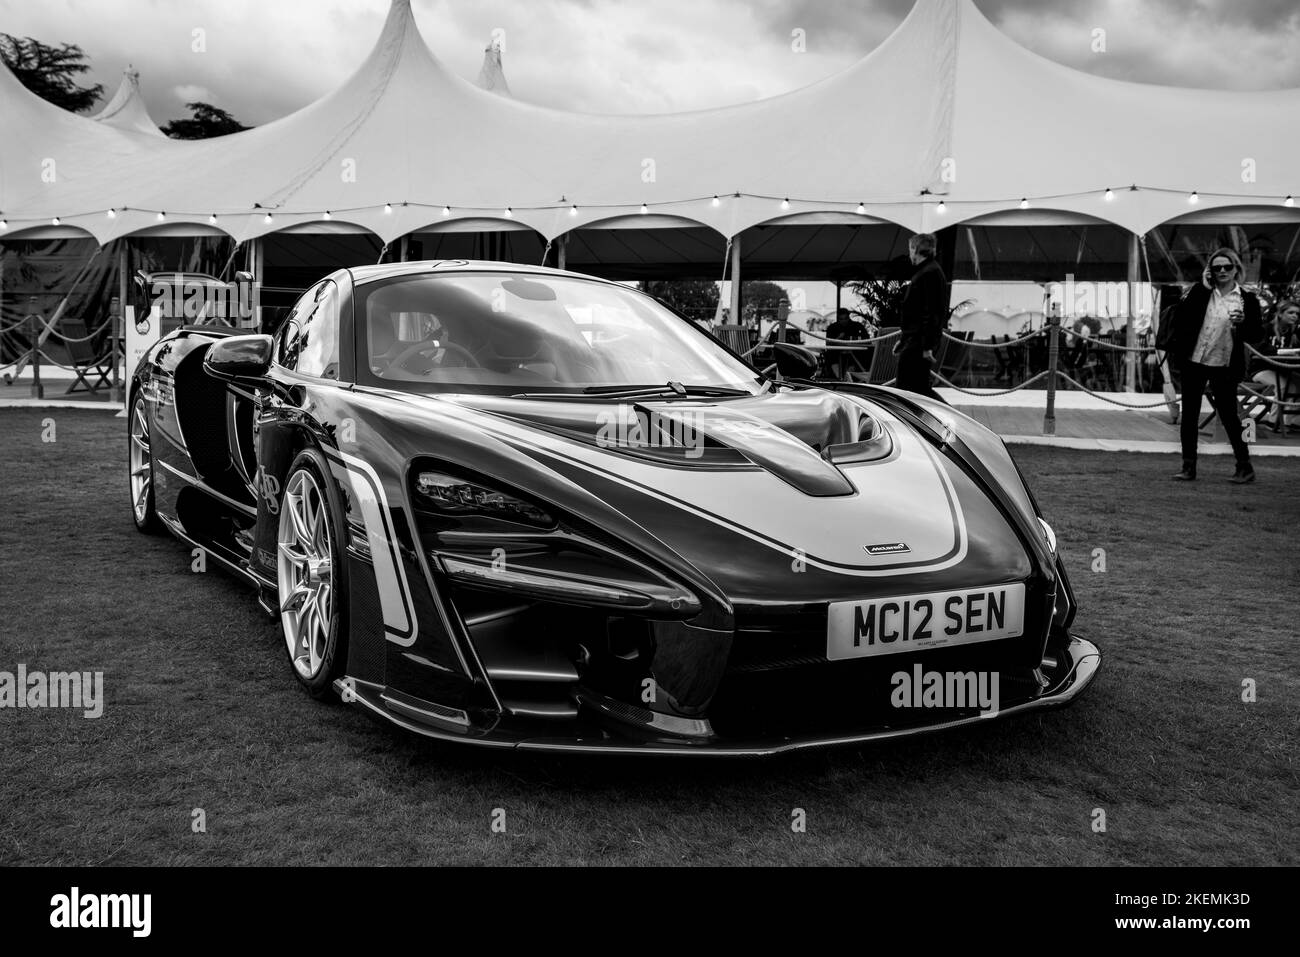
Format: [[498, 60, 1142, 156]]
[[27, 307, 44, 400], [1043, 305, 1060, 435], [109, 296, 123, 404]]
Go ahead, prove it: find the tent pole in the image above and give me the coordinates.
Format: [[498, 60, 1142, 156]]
[[557, 234, 567, 271], [729, 237, 742, 324], [835, 279, 842, 317], [1126, 232, 1139, 392], [399, 236, 409, 263], [114, 241, 128, 403], [251, 238, 264, 331]]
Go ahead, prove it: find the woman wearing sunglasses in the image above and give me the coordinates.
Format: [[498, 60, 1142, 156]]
[[1159, 247, 1264, 483]]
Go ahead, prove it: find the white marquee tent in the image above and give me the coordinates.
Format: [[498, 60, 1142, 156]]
[[1, 0, 1297, 278]]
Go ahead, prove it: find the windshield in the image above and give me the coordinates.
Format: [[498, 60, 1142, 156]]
[[355, 271, 762, 395]]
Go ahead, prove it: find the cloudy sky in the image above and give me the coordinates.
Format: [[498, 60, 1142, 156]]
[[1, 0, 1297, 127]]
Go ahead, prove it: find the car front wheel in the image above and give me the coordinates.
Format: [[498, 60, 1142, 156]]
[[128, 393, 162, 534], [276, 450, 350, 699]]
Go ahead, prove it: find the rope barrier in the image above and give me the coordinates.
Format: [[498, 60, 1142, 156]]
[[796, 328, 899, 346], [0, 348, 115, 373], [1237, 383, 1300, 411], [1244, 343, 1300, 371], [0, 315, 114, 341], [40, 318, 114, 343], [1059, 328, 1157, 353], [941, 329, 1044, 349], [932, 369, 1052, 396], [1053, 371, 1182, 408]]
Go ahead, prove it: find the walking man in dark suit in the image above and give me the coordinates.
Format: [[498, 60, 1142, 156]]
[[896, 232, 948, 402]]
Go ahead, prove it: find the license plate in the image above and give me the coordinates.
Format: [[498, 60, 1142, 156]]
[[827, 584, 1026, 660]]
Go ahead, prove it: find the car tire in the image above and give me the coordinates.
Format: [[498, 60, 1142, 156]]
[[276, 449, 351, 700], [128, 393, 163, 535]]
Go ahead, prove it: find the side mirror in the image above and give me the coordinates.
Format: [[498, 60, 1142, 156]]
[[204, 334, 273, 383], [773, 342, 819, 380], [131, 274, 152, 319]]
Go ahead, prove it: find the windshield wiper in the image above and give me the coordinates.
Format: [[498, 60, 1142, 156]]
[[512, 382, 754, 400]]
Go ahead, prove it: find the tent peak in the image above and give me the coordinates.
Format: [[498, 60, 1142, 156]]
[[477, 39, 511, 96], [91, 65, 166, 137]]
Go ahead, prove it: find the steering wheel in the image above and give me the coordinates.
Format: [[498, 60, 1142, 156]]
[[387, 340, 482, 373]]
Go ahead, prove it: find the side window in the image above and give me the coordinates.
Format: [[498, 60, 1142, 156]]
[[295, 280, 341, 380], [275, 282, 321, 369]]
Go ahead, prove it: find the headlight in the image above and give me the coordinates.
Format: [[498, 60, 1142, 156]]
[[415, 470, 554, 527], [1038, 518, 1057, 554]]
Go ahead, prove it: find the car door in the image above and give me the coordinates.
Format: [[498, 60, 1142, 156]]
[[249, 279, 342, 580]]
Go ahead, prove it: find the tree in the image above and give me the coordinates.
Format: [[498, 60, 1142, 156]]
[[741, 280, 787, 323], [846, 277, 908, 329], [643, 280, 719, 322], [0, 34, 102, 112], [161, 102, 250, 140]]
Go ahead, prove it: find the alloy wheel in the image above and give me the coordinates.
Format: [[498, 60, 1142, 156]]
[[277, 468, 335, 680]]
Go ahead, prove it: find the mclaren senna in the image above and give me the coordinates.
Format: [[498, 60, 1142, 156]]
[[127, 260, 1100, 755]]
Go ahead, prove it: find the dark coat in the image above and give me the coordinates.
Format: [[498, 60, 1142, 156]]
[[900, 257, 948, 353], [1158, 282, 1264, 381]]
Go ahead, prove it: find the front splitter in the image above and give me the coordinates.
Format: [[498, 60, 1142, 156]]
[[335, 634, 1101, 757]]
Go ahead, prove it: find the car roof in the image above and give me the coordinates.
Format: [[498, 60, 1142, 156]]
[[345, 260, 628, 289]]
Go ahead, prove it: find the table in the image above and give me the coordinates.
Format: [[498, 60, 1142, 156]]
[[822, 343, 872, 380], [1273, 350, 1300, 432]]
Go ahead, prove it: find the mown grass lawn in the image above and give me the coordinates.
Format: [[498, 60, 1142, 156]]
[[0, 408, 1295, 866]]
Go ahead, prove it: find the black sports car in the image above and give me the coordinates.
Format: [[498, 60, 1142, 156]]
[[128, 260, 1100, 755]]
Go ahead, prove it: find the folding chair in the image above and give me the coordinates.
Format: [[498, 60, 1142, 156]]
[[862, 328, 901, 384], [62, 318, 112, 394], [714, 324, 758, 359]]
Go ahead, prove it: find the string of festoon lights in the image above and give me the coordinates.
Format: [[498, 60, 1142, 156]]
[[0, 186, 1295, 231]]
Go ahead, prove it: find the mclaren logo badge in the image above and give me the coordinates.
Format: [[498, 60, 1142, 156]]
[[865, 542, 911, 555]]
